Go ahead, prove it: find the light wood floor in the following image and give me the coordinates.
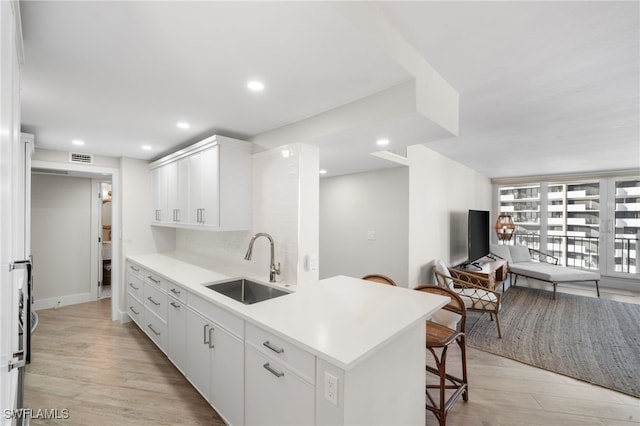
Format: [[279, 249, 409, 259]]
[[432, 280, 640, 426], [25, 299, 223, 425], [25, 283, 640, 426]]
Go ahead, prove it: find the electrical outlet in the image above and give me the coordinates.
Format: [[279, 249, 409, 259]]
[[324, 372, 338, 406]]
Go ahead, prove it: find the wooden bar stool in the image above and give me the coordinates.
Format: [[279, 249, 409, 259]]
[[415, 285, 468, 426], [361, 274, 397, 286]]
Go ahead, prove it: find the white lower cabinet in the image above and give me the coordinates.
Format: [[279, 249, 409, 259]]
[[209, 321, 244, 426], [167, 295, 187, 374], [186, 306, 244, 425], [127, 292, 143, 327], [186, 308, 211, 399], [245, 345, 315, 426]]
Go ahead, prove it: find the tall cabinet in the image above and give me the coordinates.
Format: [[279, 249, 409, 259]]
[[150, 135, 252, 231]]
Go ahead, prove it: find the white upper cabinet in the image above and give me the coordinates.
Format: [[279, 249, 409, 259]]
[[149, 135, 252, 230], [188, 146, 219, 226]]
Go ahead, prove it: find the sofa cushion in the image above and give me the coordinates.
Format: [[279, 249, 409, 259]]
[[509, 262, 601, 282], [490, 243, 513, 263], [509, 245, 532, 263], [457, 288, 499, 310]]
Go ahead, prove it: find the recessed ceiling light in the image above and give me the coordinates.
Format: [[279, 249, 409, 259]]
[[72, 139, 85, 146], [319, 169, 327, 175], [177, 122, 190, 129], [376, 138, 390, 146], [247, 80, 264, 91], [142, 145, 152, 151]]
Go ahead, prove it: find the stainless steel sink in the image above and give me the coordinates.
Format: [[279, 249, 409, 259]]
[[205, 279, 289, 305]]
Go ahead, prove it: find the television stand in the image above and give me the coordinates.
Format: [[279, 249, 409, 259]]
[[456, 256, 508, 291]]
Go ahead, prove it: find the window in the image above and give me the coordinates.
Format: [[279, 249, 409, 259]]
[[614, 179, 639, 273], [498, 184, 540, 250], [498, 176, 638, 277]]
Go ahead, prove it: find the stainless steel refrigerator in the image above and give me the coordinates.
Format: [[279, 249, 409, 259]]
[[1, 133, 34, 425]]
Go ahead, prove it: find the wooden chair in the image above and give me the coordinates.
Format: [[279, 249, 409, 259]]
[[415, 285, 468, 426], [361, 274, 397, 286], [433, 260, 503, 338]]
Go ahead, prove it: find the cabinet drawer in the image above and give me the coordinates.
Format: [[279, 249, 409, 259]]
[[126, 273, 144, 301], [144, 283, 168, 322], [144, 308, 167, 350], [167, 282, 187, 302], [189, 293, 243, 338], [145, 271, 168, 291], [127, 294, 144, 326], [246, 322, 315, 384], [126, 261, 145, 279], [245, 345, 314, 426]]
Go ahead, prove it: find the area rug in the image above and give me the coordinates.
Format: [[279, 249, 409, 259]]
[[466, 286, 640, 398]]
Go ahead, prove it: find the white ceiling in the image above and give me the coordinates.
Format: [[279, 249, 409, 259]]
[[20, 1, 639, 179]]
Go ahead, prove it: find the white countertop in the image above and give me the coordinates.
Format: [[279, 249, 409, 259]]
[[127, 253, 449, 370]]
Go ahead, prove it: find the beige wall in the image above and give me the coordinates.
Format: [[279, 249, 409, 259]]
[[31, 174, 93, 304], [319, 144, 492, 288], [407, 144, 492, 287], [319, 167, 409, 286], [119, 157, 176, 314]]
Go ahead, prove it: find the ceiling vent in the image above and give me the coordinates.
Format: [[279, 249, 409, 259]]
[[69, 152, 93, 164]]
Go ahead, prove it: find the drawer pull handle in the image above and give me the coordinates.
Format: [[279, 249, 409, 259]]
[[263, 363, 284, 378], [263, 341, 284, 354], [203, 324, 210, 345], [130, 266, 140, 272], [170, 301, 180, 309], [148, 276, 161, 284], [170, 288, 181, 295], [147, 296, 160, 306], [147, 324, 161, 336], [128, 283, 139, 290], [208, 327, 215, 349], [129, 306, 139, 315]]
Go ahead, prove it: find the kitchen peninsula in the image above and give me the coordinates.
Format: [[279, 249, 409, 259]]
[[126, 253, 448, 425]]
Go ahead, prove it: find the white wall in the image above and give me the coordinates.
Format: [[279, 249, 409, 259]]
[[319, 167, 409, 286], [31, 174, 93, 306], [32, 148, 119, 168], [407, 144, 492, 287], [120, 157, 175, 318]]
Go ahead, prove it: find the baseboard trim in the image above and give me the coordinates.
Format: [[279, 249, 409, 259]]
[[33, 292, 96, 311], [118, 309, 131, 323]]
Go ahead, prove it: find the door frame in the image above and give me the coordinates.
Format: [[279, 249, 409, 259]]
[[31, 160, 121, 322]]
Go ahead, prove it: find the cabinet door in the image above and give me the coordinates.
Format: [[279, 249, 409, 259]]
[[245, 345, 315, 426], [189, 146, 219, 227], [151, 167, 166, 222], [186, 309, 211, 400], [167, 296, 187, 373], [165, 159, 189, 223], [210, 324, 244, 425]]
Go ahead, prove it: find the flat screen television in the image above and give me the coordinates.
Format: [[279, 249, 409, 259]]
[[468, 209, 490, 266]]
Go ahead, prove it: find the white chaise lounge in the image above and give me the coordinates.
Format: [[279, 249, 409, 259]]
[[490, 244, 601, 300]]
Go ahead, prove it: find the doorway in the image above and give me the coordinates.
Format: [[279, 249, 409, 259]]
[[30, 160, 121, 321], [99, 182, 112, 299]]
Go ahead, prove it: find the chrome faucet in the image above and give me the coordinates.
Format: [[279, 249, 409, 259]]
[[244, 232, 281, 283]]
